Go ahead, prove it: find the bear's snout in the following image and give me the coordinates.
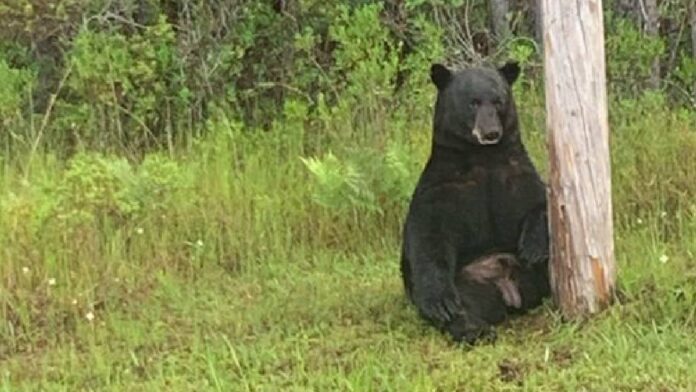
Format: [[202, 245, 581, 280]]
[[472, 104, 503, 145]]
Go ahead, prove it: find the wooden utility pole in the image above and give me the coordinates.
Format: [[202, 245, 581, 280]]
[[541, 0, 617, 318]]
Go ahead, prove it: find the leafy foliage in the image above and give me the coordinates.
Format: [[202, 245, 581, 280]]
[[302, 152, 379, 212], [0, 0, 692, 154]]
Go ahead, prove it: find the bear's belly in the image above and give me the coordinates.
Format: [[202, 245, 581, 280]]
[[406, 166, 545, 266], [421, 182, 514, 260], [486, 169, 546, 249], [445, 170, 545, 261]]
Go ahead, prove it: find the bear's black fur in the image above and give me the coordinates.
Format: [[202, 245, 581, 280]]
[[401, 62, 550, 344]]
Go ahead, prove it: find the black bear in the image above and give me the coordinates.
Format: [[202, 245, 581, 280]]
[[401, 62, 550, 344]]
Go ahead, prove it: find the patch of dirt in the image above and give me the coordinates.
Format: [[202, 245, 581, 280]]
[[550, 346, 574, 368], [502, 309, 554, 339], [498, 359, 525, 385]]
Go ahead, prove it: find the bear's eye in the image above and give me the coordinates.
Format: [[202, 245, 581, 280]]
[[470, 99, 480, 109], [493, 99, 503, 108]]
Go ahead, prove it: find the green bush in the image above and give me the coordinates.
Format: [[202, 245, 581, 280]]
[[0, 57, 35, 152], [54, 16, 183, 151], [605, 14, 665, 95]]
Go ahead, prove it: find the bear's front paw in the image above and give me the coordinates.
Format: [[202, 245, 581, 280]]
[[416, 288, 464, 326]]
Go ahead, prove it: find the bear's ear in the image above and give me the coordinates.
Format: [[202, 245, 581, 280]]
[[430, 63, 452, 90], [498, 62, 520, 85]]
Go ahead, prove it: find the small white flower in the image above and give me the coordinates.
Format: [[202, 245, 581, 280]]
[[85, 311, 95, 322], [636, 218, 643, 224], [48, 278, 56, 286], [660, 211, 667, 218], [22, 267, 30, 274], [136, 227, 144, 235], [114, 277, 120, 283], [196, 239, 204, 247], [72, 299, 78, 305], [659, 254, 669, 264]]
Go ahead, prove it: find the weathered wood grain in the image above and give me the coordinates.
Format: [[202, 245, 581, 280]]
[[541, 0, 617, 319]]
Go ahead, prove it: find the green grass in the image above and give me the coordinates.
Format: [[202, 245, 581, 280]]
[[2, 235, 695, 391], [1, 90, 695, 390]]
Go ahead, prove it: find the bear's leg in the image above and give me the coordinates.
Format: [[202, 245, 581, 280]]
[[410, 263, 463, 327], [518, 205, 549, 266], [445, 311, 496, 344], [511, 263, 550, 312], [446, 278, 509, 344], [515, 206, 552, 311]]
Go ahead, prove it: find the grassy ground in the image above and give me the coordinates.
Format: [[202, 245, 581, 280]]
[[1, 90, 695, 390], [2, 229, 695, 391]]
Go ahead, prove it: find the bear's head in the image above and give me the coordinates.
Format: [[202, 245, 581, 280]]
[[430, 62, 520, 147]]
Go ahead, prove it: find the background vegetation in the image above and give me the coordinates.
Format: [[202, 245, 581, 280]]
[[1, 0, 695, 390]]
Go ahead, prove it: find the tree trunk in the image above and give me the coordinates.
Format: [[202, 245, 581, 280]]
[[614, 0, 638, 22], [489, 0, 510, 41], [643, 0, 661, 89], [541, 0, 617, 319]]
